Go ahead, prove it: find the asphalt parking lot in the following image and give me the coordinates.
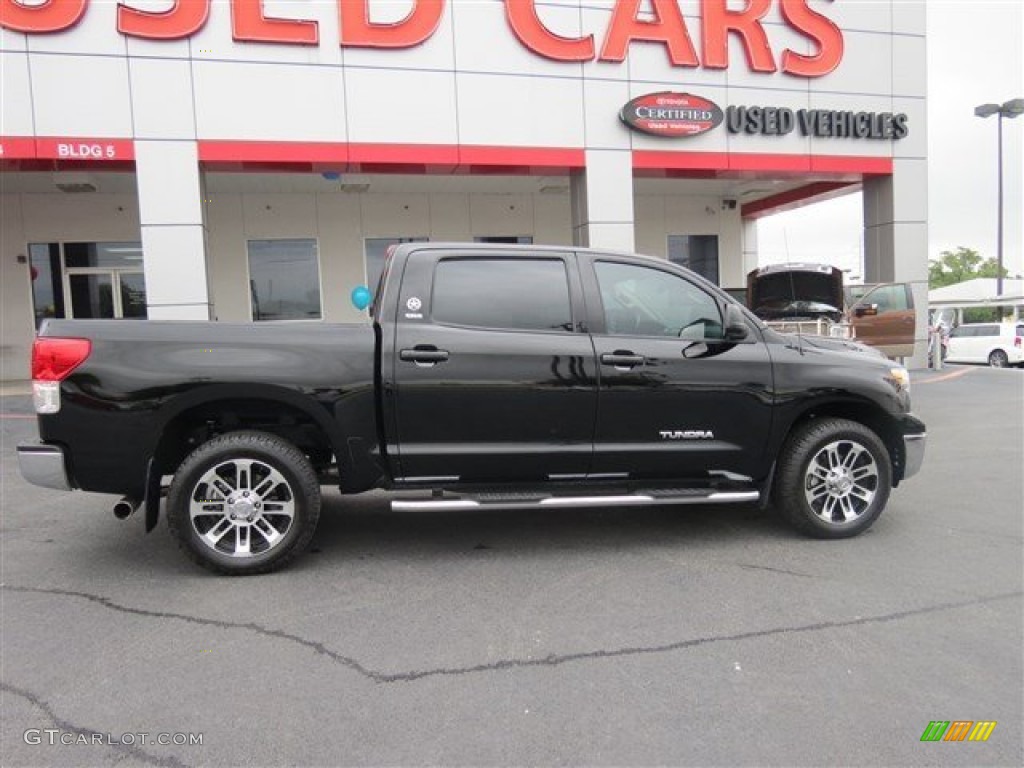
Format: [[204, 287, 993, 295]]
[[1, 366, 1021, 767]]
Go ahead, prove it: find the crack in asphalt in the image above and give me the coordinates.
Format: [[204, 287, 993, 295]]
[[1, 681, 191, 768], [735, 562, 817, 579], [4, 585, 1021, 684]]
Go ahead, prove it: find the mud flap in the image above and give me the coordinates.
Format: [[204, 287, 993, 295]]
[[144, 458, 161, 533]]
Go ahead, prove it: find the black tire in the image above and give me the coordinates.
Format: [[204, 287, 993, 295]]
[[773, 418, 892, 539], [167, 431, 321, 575], [988, 349, 1009, 368]]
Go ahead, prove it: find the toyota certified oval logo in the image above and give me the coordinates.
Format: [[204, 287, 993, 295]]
[[620, 92, 724, 138]]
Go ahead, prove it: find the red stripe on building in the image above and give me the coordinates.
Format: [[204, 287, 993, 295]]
[[740, 181, 859, 219], [196, 141, 586, 174], [0, 137, 37, 159], [810, 155, 892, 175], [457, 145, 585, 171], [633, 150, 892, 177], [34, 137, 135, 161], [198, 140, 350, 164]]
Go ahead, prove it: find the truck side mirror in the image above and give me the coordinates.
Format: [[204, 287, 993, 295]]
[[854, 304, 878, 318], [724, 304, 749, 341], [351, 285, 372, 311]]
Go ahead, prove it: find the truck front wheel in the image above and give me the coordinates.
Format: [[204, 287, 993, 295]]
[[167, 431, 321, 575], [773, 418, 892, 538]]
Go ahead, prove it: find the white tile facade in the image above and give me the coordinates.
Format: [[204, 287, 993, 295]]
[[0, 0, 927, 375]]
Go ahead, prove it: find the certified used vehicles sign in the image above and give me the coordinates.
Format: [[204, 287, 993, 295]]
[[620, 92, 724, 137]]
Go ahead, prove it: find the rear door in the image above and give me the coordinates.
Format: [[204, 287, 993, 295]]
[[581, 255, 774, 481], [390, 248, 598, 483]]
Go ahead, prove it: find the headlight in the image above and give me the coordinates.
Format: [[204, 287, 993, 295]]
[[887, 366, 911, 394]]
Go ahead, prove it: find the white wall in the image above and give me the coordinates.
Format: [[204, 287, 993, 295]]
[[2, 185, 739, 374], [206, 187, 575, 323], [0, 0, 926, 373], [635, 195, 744, 286]]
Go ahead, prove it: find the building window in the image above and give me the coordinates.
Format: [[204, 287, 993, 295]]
[[364, 237, 427, 296], [64, 242, 145, 269], [432, 257, 572, 332], [30, 241, 146, 324], [29, 243, 64, 328], [668, 235, 719, 284], [247, 239, 322, 321]]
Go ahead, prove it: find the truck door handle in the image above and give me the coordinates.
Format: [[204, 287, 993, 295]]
[[400, 346, 450, 366], [601, 352, 645, 370]]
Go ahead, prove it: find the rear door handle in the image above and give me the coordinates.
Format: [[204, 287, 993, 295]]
[[601, 352, 645, 370], [400, 346, 450, 366]]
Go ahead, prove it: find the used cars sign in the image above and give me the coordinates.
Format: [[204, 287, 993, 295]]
[[620, 92, 723, 138]]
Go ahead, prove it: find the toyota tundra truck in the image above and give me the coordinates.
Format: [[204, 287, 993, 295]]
[[18, 243, 926, 574]]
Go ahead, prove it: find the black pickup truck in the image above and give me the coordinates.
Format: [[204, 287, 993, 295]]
[[18, 243, 925, 574]]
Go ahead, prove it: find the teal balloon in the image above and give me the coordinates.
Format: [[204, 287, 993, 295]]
[[350, 285, 372, 311]]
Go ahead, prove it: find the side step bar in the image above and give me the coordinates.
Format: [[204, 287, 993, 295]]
[[392, 490, 759, 513]]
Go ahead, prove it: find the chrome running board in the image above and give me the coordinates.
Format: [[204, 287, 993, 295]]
[[391, 489, 759, 513]]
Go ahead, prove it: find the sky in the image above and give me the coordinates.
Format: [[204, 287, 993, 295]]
[[757, 1, 1024, 282]]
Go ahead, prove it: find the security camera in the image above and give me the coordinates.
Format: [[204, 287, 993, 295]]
[[722, 199, 737, 210]]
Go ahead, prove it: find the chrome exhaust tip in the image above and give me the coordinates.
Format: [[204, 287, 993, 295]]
[[113, 497, 141, 520]]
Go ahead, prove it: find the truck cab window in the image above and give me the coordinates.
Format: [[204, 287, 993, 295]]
[[594, 261, 723, 339], [431, 258, 572, 332]]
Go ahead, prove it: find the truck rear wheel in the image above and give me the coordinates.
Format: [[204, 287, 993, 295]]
[[167, 431, 321, 575], [773, 418, 891, 538]]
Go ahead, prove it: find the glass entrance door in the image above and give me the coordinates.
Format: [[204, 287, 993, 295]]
[[66, 272, 115, 318], [65, 269, 146, 319]]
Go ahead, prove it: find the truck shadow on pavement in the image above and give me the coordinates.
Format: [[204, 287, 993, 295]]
[[301, 491, 790, 564]]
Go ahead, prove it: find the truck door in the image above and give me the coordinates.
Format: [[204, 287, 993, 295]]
[[389, 248, 598, 483], [580, 255, 774, 481], [848, 283, 916, 359]]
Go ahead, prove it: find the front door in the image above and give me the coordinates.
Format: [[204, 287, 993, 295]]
[[390, 249, 597, 483], [581, 255, 774, 482], [848, 283, 915, 357]]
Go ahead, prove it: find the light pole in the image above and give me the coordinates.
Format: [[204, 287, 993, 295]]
[[974, 98, 1024, 298]]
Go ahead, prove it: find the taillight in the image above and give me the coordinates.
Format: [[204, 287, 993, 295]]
[[31, 337, 91, 414], [1015, 337, 1021, 348]]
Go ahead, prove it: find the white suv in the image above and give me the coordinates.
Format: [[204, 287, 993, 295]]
[[945, 322, 1024, 368]]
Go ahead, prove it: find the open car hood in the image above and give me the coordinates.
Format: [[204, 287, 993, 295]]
[[747, 264, 845, 321]]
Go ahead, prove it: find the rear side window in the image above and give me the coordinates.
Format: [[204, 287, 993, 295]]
[[953, 325, 1000, 338], [431, 258, 572, 332]]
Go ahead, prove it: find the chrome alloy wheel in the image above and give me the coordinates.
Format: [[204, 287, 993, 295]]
[[802, 439, 879, 524], [189, 459, 295, 557]]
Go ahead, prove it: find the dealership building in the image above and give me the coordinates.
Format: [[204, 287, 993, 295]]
[[0, 0, 928, 379]]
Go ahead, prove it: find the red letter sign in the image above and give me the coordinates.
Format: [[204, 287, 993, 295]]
[[0, 0, 86, 33], [600, 0, 698, 67], [232, 0, 318, 45], [118, 1, 209, 40], [505, 0, 594, 61], [340, 0, 444, 48], [781, 0, 843, 77], [701, 0, 776, 73]]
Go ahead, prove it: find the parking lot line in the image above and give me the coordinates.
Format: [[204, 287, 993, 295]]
[[916, 368, 974, 385]]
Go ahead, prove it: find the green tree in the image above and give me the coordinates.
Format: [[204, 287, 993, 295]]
[[928, 246, 1010, 289]]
